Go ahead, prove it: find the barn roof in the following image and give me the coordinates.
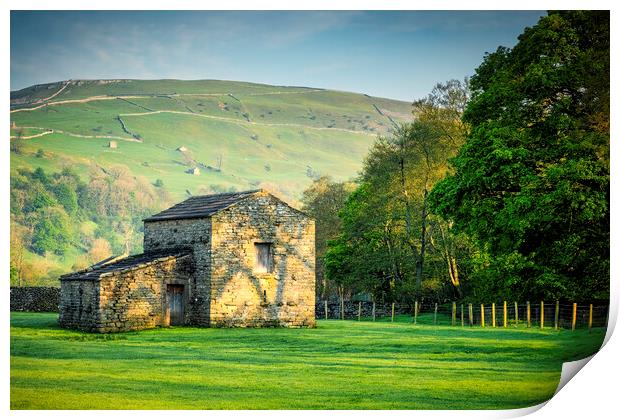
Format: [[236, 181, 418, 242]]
[[60, 250, 191, 281], [143, 189, 262, 222]]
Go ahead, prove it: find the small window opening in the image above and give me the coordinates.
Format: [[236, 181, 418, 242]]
[[255, 242, 272, 273]]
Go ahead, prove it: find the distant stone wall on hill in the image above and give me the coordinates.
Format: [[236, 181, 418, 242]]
[[10, 287, 60, 312]]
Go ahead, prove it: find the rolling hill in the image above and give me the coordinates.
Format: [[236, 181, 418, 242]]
[[9, 79, 413, 284], [11, 79, 413, 201]]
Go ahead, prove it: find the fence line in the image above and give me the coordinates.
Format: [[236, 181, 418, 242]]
[[317, 300, 609, 330]]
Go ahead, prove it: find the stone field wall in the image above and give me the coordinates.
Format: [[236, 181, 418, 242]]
[[12, 287, 414, 323], [10, 287, 60, 312], [316, 301, 415, 319]]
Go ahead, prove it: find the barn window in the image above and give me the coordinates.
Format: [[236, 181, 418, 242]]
[[254, 243, 272, 273]]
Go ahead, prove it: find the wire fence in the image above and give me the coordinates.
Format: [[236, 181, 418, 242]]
[[317, 300, 609, 330]]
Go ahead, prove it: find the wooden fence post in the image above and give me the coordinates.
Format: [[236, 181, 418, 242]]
[[468, 303, 473, 327], [527, 301, 531, 328], [514, 302, 519, 326], [492, 303, 496, 327], [358, 301, 362, 321], [554, 301, 559, 330], [324, 300, 328, 320], [434, 303, 438, 325], [503, 301, 507, 328], [452, 302, 456, 326], [481, 304, 485, 328], [461, 304, 464, 327], [391, 302, 395, 322], [589, 304, 593, 332], [540, 301, 544, 329], [372, 301, 376, 322], [572, 303, 577, 331], [414, 300, 418, 325]]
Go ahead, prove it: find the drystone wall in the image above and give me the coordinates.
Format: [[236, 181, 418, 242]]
[[143, 218, 211, 325], [210, 192, 316, 327], [316, 301, 415, 319], [10, 287, 60, 312]]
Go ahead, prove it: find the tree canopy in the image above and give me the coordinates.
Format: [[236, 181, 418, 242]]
[[429, 11, 609, 301]]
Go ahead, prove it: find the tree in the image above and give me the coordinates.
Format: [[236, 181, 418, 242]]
[[10, 219, 32, 287], [324, 183, 402, 302], [429, 11, 609, 301], [89, 238, 112, 264], [360, 80, 470, 298], [30, 206, 74, 256], [321, 80, 473, 303], [301, 176, 355, 299], [54, 182, 78, 215]]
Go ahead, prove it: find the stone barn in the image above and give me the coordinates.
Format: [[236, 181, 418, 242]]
[[59, 189, 315, 332]]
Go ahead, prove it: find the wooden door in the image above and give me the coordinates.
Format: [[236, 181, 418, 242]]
[[167, 285, 185, 326]]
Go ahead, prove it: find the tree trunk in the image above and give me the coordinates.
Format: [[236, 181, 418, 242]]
[[438, 220, 461, 298], [415, 189, 428, 292]]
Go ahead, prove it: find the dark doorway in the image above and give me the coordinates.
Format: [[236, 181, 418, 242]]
[[167, 284, 185, 326]]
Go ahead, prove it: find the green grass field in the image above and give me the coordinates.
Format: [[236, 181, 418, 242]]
[[10, 312, 605, 410]]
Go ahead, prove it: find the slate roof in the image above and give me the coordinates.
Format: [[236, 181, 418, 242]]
[[60, 250, 191, 281], [143, 189, 262, 222]]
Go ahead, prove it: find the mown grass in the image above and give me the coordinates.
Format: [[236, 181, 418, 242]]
[[10, 312, 605, 410]]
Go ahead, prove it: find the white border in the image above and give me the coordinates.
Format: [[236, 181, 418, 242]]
[[3, 1, 617, 419]]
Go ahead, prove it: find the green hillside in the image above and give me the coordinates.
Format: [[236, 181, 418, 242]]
[[11, 79, 411, 200], [10, 79, 412, 284]]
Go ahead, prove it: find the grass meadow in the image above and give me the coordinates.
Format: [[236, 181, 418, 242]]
[[10, 312, 605, 409]]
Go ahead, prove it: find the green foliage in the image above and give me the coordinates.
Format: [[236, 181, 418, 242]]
[[429, 11, 609, 301], [53, 182, 78, 215], [10, 265, 18, 284], [301, 176, 355, 297], [324, 80, 473, 302], [10, 165, 170, 278], [10, 312, 605, 409], [31, 206, 74, 256]]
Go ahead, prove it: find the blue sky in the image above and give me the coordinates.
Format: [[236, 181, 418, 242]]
[[10, 10, 545, 101]]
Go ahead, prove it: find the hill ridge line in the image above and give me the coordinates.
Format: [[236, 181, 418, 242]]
[[10, 89, 326, 114]]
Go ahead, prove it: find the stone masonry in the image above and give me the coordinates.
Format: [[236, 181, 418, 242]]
[[209, 193, 315, 327], [59, 189, 315, 332]]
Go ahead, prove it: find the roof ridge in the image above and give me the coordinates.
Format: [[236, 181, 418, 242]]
[[143, 189, 264, 222], [188, 189, 261, 199], [60, 249, 191, 280]]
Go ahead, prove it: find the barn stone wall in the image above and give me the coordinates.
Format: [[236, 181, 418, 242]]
[[59, 255, 194, 333], [144, 218, 211, 325], [58, 279, 100, 331], [210, 192, 316, 327]]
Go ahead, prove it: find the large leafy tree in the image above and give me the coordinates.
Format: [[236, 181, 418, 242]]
[[325, 80, 473, 302], [429, 11, 609, 301]]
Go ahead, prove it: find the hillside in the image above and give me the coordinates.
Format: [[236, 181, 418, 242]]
[[10, 79, 413, 284], [10, 79, 412, 201]]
